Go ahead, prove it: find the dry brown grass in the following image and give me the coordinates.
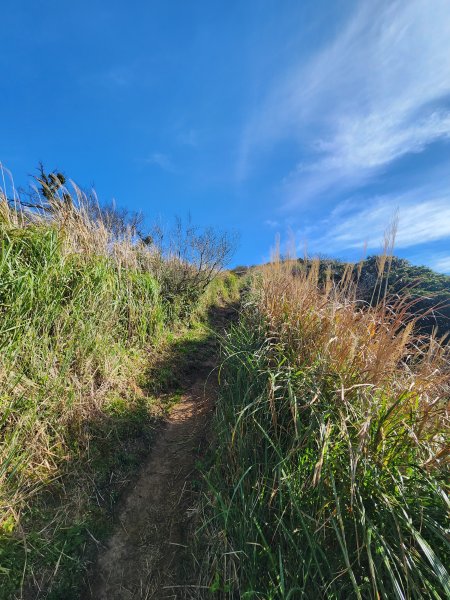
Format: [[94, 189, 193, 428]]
[[256, 256, 450, 469]]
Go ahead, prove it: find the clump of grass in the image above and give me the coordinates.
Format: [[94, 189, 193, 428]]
[[200, 257, 450, 598]]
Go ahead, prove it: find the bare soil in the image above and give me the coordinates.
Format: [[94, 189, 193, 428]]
[[86, 305, 236, 599]]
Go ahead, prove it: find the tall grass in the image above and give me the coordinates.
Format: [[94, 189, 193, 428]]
[[201, 258, 450, 598], [0, 176, 236, 596], [0, 195, 167, 593]]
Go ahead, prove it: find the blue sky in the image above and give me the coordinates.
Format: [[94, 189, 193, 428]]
[[1, 0, 450, 271]]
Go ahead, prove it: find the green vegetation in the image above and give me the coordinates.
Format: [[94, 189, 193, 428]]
[[200, 259, 449, 598], [0, 173, 238, 598], [302, 255, 450, 337], [0, 208, 159, 597], [2, 167, 449, 599]]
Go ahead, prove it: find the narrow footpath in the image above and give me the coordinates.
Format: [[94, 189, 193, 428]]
[[87, 304, 236, 599]]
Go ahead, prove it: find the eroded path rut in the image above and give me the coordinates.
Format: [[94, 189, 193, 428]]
[[87, 305, 236, 599]]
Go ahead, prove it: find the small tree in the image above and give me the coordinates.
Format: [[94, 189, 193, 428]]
[[35, 163, 66, 201], [152, 216, 237, 307], [9, 163, 70, 212]]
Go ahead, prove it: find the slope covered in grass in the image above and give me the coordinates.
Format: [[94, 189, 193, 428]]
[[201, 260, 450, 599], [0, 184, 238, 597]]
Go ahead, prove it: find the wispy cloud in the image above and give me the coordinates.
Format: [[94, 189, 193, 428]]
[[145, 152, 176, 172], [431, 256, 450, 274], [240, 0, 450, 204], [265, 219, 280, 228], [303, 186, 450, 255]]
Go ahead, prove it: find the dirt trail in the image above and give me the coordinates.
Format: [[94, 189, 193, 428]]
[[87, 305, 236, 600]]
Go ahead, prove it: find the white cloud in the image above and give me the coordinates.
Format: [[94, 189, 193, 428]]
[[305, 189, 450, 254], [430, 256, 450, 274], [145, 152, 175, 172], [240, 0, 450, 204], [265, 219, 280, 228]]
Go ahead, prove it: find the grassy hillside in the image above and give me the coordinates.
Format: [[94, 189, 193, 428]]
[[200, 259, 449, 598], [0, 184, 238, 598], [2, 169, 449, 599]]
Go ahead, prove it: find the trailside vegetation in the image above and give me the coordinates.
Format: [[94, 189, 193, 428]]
[[312, 255, 450, 337], [200, 257, 449, 599], [0, 168, 237, 598]]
